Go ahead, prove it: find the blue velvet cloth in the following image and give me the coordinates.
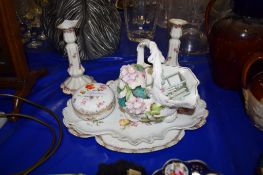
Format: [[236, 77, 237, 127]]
[[0, 26, 263, 175]]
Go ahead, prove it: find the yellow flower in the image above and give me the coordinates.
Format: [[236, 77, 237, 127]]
[[119, 118, 130, 126]]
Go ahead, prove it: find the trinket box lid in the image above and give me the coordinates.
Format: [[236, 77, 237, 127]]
[[72, 83, 115, 120]]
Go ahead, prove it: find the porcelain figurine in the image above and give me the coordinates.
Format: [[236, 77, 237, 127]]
[[117, 39, 199, 123], [57, 20, 94, 94], [166, 19, 188, 66]]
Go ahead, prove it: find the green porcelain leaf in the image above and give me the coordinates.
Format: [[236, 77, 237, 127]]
[[140, 117, 151, 123], [118, 97, 126, 107], [125, 85, 132, 100], [132, 86, 148, 99], [126, 90, 132, 100], [153, 116, 165, 123], [150, 103, 163, 115], [117, 86, 122, 93], [134, 64, 145, 72]]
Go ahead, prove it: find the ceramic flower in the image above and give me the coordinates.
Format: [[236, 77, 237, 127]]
[[98, 84, 107, 91], [80, 90, 86, 94], [119, 118, 130, 127], [119, 65, 146, 89], [86, 84, 95, 90], [125, 96, 147, 115], [117, 64, 170, 122], [172, 169, 185, 175]]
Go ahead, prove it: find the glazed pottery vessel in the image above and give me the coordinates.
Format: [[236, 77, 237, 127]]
[[205, 0, 263, 90], [242, 53, 263, 130]]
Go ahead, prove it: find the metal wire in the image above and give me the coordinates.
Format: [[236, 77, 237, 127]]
[[0, 94, 63, 175]]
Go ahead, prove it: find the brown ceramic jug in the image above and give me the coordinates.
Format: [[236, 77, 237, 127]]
[[205, 0, 263, 90], [242, 52, 263, 130]]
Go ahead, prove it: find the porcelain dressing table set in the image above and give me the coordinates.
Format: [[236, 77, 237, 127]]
[[59, 19, 208, 153]]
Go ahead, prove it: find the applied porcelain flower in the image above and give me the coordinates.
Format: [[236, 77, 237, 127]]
[[119, 65, 146, 89], [125, 96, 147, 115]]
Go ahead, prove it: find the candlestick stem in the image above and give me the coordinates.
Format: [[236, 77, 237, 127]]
[[166, 19, 187, 66], [57, 20, 94, 94]]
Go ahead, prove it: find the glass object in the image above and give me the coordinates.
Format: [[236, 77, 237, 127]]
[[181, 0, 210, 55], [205, 0, 232, 32], [206, 0, 263, 89], [167, 0, 191, 22], [15, 0, 32, 43], [156, 0, 168, 28], [15, 0, 46, 48], [167, 0, 210, 55], [34, 0, 48, 41], [124, 0, 159, 42], [26, 1, 43, 48]]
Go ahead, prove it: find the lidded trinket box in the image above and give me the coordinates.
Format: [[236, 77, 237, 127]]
[[72, 83, 115, 121]]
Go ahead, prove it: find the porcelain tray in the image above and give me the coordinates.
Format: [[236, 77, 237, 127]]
[[62, 80, 208, 153]]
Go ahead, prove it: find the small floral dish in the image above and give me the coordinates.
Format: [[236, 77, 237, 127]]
[[153, 159, 220, 175], [71, 83, 115, 121]]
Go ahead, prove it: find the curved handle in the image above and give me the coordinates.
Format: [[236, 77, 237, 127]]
[[242, 52, 263, 89], [204, 0, 216, 35], [136, 39, 151, 65], [136, 39, 165, 66]]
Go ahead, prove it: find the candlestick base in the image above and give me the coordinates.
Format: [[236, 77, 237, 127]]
[[61, 75, 95, 94]]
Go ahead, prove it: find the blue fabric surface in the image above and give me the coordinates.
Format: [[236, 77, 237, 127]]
[[1, 26, 263, 175]]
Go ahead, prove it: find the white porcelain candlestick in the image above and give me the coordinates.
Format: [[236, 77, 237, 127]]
[[166, 19, 188, 66], [57, 20, 94, 94]]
